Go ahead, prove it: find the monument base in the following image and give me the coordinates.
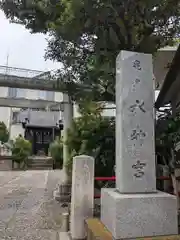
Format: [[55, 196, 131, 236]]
[[101, 188, 178, 239]]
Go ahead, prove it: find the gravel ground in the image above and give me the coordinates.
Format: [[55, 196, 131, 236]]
[[0, 170, 66, 239]]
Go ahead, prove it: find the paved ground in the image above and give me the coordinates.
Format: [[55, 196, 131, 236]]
[[0, 170, 68, 239]]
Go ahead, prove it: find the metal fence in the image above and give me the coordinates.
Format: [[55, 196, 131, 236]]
[[0, 65, 44, 79]]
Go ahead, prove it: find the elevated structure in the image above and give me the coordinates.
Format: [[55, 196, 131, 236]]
[[0, 45, 178, 93], [0, 73, 61, 92], [0, 65, 81, 92]]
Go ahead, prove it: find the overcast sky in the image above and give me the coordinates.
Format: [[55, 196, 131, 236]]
[[0, 10, 61, 72]]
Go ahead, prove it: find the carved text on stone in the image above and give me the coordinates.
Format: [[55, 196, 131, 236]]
[[132, 160, 146, 178]]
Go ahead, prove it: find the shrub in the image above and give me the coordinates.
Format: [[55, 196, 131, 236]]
[[49, 137, 63, 169], [12, 136, 32, 167], [0, 121, 9, 143], [65, 101, 115, 182]]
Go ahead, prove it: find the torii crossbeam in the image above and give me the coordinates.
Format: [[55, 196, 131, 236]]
[[0, 97, 63, 111]]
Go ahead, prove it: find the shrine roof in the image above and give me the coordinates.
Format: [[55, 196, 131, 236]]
[[155, 44, 180, 109]]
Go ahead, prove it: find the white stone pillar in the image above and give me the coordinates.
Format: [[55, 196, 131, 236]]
[[70, 155, 94, 239], [116, 51, 156, 193], [62, 93, 73, 169], [101, 51, 178, 239]]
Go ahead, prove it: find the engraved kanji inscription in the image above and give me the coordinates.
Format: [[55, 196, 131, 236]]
[[132, 160, 146, 178], [126, 144, 141, 158], [135, 78, 141, 84], [129, 100, 146, 114], [84, 164, 90, 186], [130, 126, 146, 141], [133, 60, 141, 70], [130, 125, 147, 146], [132, 78, 141, 92]]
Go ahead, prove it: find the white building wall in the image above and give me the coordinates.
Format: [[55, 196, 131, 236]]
[[25, 89, 39, 99], [0, 87, 11, 132], [54, 92, 63, 102], [10, 124, 24, 140], [0, 107, 11, 128]]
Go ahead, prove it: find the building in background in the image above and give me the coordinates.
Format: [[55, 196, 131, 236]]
[[0, 66, 64, 154]]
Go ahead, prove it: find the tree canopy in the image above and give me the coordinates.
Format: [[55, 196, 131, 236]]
[[1, 0, 180, 101]]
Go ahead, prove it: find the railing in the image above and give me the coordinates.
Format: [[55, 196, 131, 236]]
[[94, 176, 179, 199], [0, 65, 44, 78]]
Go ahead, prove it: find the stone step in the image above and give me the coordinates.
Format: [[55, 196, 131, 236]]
[[28, 163, 53, 167], [28, 167, 53, 170], [28, 165, 53, 169], [27, 156, 53, 170], [29, 157, 53, 165], [29, 161, 52, 165], [28, 163, 53, 170], [30, 159, 52, 163]]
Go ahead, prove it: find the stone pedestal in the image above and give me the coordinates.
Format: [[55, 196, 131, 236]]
[[53, 182, 71, 203], [101, 188, 178, 239], [101, 51, 178, 239]]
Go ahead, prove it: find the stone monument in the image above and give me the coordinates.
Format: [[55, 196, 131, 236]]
[[101, 51, 178, 239], [70, 155, 94, 239]]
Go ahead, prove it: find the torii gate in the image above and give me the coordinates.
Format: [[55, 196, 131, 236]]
[[0, 65, 73, 169]]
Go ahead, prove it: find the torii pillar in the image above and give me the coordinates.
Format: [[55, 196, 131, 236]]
[[62, 93, 73, 174]]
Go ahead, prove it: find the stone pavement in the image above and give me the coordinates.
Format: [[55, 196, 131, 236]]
[[0, 170, 69, 239]]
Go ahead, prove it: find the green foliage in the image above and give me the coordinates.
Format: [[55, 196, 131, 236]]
[[65, 101, 115, 179], [12, 136, 32, 166], [49, 137, 63, 169], [1, 0, 180, 102], [0, 121, 9, 143], [155, 109, 180, 170]]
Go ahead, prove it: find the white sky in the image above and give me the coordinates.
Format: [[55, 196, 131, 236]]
[[0, 10, 61, 71]]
